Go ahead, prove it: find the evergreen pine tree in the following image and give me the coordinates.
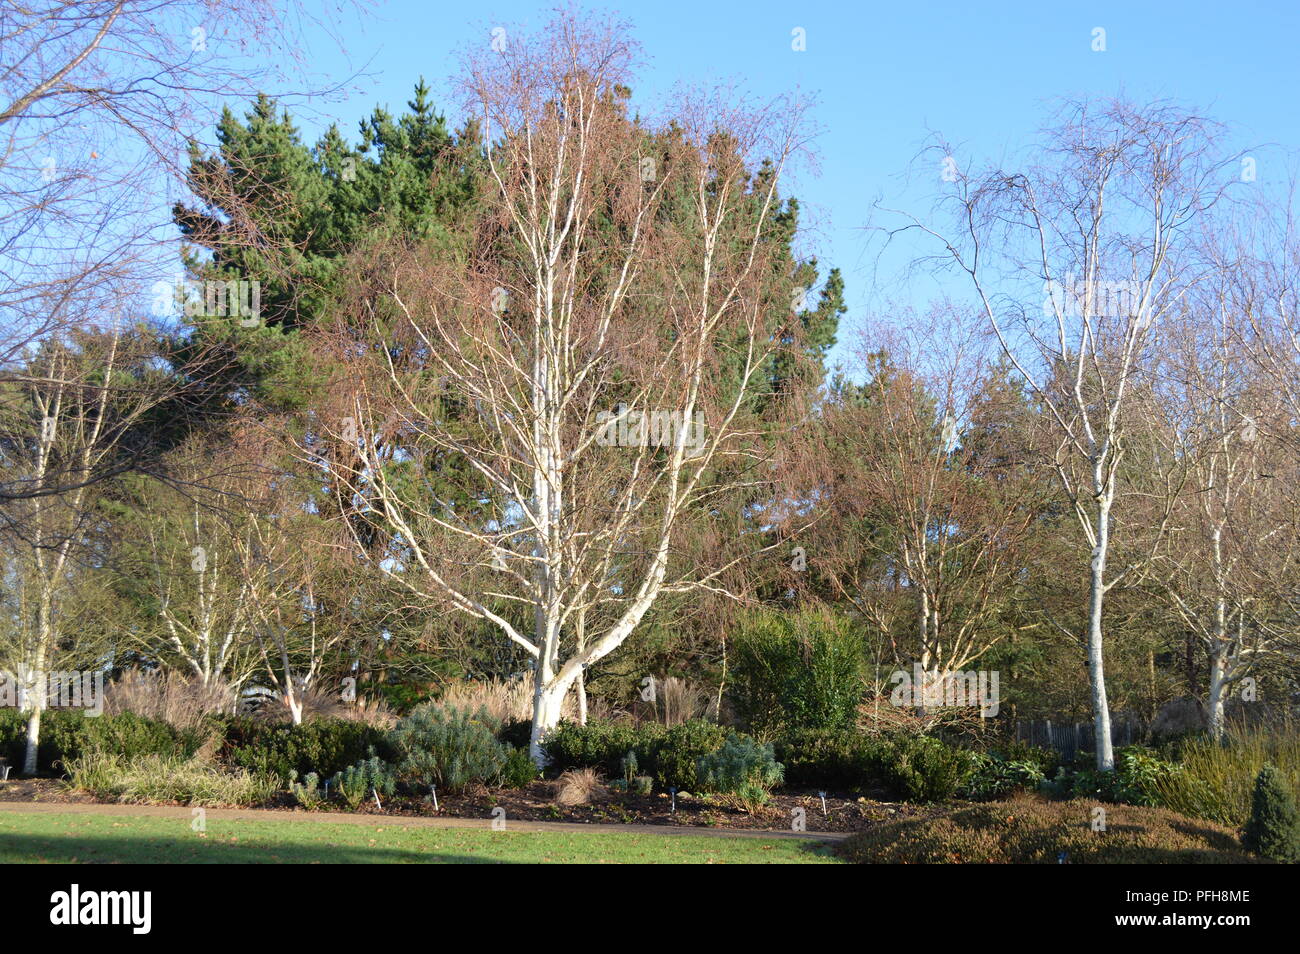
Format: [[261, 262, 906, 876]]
[[1242, 764, 1300, 862]]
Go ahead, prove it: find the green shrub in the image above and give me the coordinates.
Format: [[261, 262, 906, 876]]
[[222, 717, 391, 781], [391, 703, 508, 793], [649, 720, 726, 791], [1152, 725, 1300, 827], [331, 756, 397, 810], [880, 735, 975, 803], [696, 733, 785, 810], [773, 728, 886, 790], [502, 746, 540, 788], [542, 720, 657, 776], [988, 740, 1060, 777], [1067, 746, 1183, 808], [540, 718, 724, 790], [729, 608, 864, 738], [289, 770, 325, 810], [1242, 764, 1300, 862], [962, 753, 1046, 801], [0, 711, 200, 774]]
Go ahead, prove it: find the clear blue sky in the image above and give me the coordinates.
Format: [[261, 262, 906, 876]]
[[271, 0, 1300, 372]]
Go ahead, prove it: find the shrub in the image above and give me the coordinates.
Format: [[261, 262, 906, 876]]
[[649, 720, 727, 791], [988, 739, 1060, 777], [962, 753, 1046, 801], [222, 717, 392, 781], [502, 746, 540, 788], [540, 718, 724, 790], [837, 797, 1261, 864], [64, 753, 279, 807], [391, 703, 508, 793], [1152, 725, 1300, 826], [1242, 764, 1300, 862], [696, 733, 785, 810], [542, 720, 660, 776], [729, 608, 864, 738], [879, 735, 975, 803], [289, 770, 325, 810], [773, 728, 886, 791], [1068, 747, 1183, 808], [0, 710, 203, 774], [331, 756, 398, 810]]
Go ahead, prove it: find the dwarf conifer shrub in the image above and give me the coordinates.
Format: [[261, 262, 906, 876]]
[[1242, 764, 1300, 862]]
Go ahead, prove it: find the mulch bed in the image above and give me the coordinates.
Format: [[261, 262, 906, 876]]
[[0, 776, 943, 834]]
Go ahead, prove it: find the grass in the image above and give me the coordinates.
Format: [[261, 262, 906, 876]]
[[0, 811, 841, 864], [836, 795, 1260, 864], [1154, 724, 1300, 827], [63, 753, 280, 807]]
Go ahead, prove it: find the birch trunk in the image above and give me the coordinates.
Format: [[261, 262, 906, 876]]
[[1088, 485, 1115, 772]]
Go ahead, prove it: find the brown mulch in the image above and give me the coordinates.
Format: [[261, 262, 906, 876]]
[[0, 776, 942, 834]]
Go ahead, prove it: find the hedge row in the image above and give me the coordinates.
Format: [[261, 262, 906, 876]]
[[548, 720, 1076, 803], [542, 719, 728, 790], [0, 710, 390, 781], [2, 709, 1191, 811]]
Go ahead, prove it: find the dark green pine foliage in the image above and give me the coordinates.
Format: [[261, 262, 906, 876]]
[[1242, 764, 1300, 862], [171, 81, 483, 411]]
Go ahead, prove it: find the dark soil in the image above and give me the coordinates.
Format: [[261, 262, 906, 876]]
[[0, 776, 943, 833]]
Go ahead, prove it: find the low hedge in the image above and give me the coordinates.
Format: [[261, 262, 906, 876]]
[[542, 719, 727, 790], [773, 728, 887, 790], [837, 797, 1261, 864], [220, 717, 394, 781], [0, 710, 203, 772]]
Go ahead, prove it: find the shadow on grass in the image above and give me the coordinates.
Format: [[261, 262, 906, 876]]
[[0, 832, 503, 864]]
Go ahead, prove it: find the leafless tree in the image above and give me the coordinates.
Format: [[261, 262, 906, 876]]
[[883, 100, 1236, 768], [320, 13, 810, 762]]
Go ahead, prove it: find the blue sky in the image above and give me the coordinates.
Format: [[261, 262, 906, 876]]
[[270, 0, 1300, 371]]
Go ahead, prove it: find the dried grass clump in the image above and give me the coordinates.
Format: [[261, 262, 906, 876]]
[[554, 767, 608, 806], [441, 676, 575, 725], [269, 684, 396, 728], [638, 676, 710, 726], [102, 669, 235, 729]]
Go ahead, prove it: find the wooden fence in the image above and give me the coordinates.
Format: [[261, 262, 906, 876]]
[[1014, 715, 1146, 759]]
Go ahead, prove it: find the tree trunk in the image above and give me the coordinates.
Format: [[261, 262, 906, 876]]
[[1088, 492, 1116, 772], [22, 705, 42, 776], [529, 667, 577, 766], [1207, 645, 1228, 743], [575, 670, 588, 726]]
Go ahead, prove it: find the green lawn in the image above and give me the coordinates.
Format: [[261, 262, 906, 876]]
[[0, 812, 842, 864]]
